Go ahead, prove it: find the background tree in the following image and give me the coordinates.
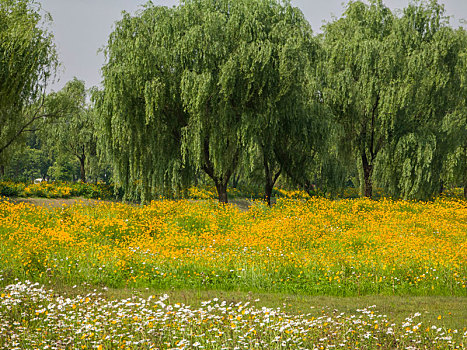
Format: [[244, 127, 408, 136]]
[[1, 137, 51, 181], [43, 78, 97, 183], [46, 153, 79, 182], [0, 0, 57, 159]]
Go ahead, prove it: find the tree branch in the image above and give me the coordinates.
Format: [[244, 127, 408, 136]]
[[370, 95, 380, 161], [0, 84, 67, 156], [273, 167, 282, 185]]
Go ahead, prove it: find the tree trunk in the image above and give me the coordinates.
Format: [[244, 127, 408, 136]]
[[464, 180, 467, 200], [0, 165, 4, 178], [204, 172, 230, 204], [201, 138, 238, 204], [264, 182, 273, 206], [362, 153, 373, 198], [215, 181, 228, 204], [79, 156, 86, 183], [231, 173, 240, 188], [264, 170, 281, 206], [263, 154, 282, 206]]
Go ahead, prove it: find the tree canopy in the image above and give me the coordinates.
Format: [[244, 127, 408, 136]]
[[322, 0, 397, 198], [441, 29, 467, 198], [3, 0, 465, 201], [373, 2, 467, 199], [0, 0, 57, 159]]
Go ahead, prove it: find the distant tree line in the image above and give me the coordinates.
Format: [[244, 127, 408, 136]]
[[1, 0, 466, 202]]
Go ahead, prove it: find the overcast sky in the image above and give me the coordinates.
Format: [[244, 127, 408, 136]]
[[37, 0, 467, 92]]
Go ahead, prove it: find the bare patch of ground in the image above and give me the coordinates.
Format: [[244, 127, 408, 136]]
[[4, 197, 98, 208], [2, 196, 260, 211], [226, 198, 254, 211]]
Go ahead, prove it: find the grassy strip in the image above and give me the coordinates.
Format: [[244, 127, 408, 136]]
[[46, 282, 467, 332], [1, 281, 465, 349]]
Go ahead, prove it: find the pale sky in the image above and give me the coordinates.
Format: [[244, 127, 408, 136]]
[[37, 0, 467, 92]]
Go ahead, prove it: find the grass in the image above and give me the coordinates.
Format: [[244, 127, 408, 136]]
[[41, 281, 467, 332]]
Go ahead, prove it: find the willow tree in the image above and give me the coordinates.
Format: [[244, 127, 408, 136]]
[[179, 0, 319, 204], [323, 0, 464, 199], [178, 0, 323, 204], [0, 0, 57, 158], [373, 2, 466, 199], [99, 0, 320, 203], [322, 0, 397, 198], [97, 5, 192, 202], [255, 18, 323, 205], [443, 32, 467, 198]]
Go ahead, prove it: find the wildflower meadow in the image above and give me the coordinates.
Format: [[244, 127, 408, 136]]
[[0, 194, 466, 348]]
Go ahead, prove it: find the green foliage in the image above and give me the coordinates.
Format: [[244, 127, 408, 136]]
[[443, 111, 467, 196], [95, 5, 191, 203], [47, 154, 78, 182], [376, 132, 442, 199], [3, 0, 464, 201], [322, 0, 398, 198], [0, 0, 57, 157], [441, 31, 467, 198], [2, 146, 50, 182]]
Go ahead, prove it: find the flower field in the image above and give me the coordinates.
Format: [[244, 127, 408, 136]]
[[1, 197, 465, 296], [0, 196, 466, 348]]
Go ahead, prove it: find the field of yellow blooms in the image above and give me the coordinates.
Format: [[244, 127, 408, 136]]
[[1, 196, 466, 297]]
